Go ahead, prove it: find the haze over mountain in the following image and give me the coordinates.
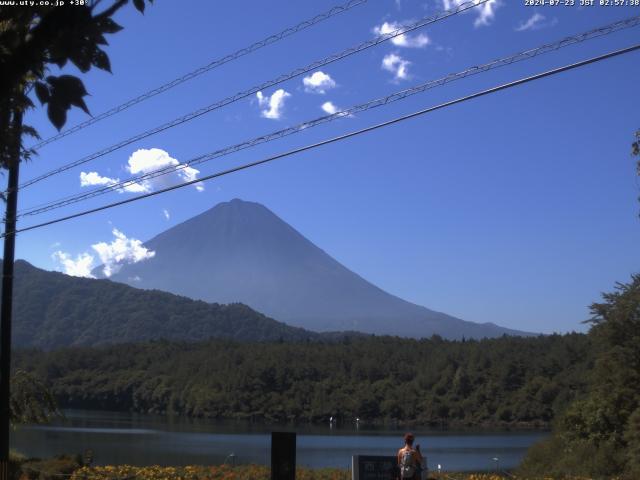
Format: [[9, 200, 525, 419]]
[[9, 260, 320, 349], [101, 199, 533, 339]]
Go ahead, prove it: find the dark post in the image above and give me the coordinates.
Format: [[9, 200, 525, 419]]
[[0, 108, 22, 480], [271, 431, 296, 480]]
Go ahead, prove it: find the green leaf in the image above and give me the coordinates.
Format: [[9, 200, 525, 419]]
[[69, 47, 93, 73], [51, 55, 68, 69], [92, 49, 111, 73], [45, 75, 91, 127], [48, 75, 89, 98], [97, 17, 123, 34], [133, 0, 145, 14], [21, 146, 39, 163], [47, 101, 67, 131], [69, 96, 91, 116], [33, 82, 49, 105], [95, 34, 109, 46], [21, 95, 34, 110], [21, 125, 41, 140]]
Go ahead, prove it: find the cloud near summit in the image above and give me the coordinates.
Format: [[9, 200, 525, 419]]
[[52, 228, 155, 279], [93, 228, 156, 278]]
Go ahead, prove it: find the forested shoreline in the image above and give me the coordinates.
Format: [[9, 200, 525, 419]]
[[14, 333, 592, 427]]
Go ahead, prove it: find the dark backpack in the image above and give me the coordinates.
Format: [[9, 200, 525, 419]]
[[399, 449, 416, 478]]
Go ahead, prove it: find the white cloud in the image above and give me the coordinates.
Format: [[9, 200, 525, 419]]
[[80, 171, 117, 187], [515, 13, 556, 31], [303, 71, 336, 94], [442, 0, 501, 28], [382, 53, 410, 80], [52, 251, 95, 278], [80, 149, 202, 194], [320, 101, 351, 118], [516, 13, 544, 31], [118, 180, 148, 193], [52, 229, 156, 278], [163, 209, 170, 220], [373, 22, 429, 48], [92, 228, 155, 278], [125, 148, 204, 193], [474, 0, 499, 27], [256, 89, 291, 120], [80, 171, 145, 193], [321, 101, 339, 115]]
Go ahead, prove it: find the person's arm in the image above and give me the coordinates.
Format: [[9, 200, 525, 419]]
[[397, 449, 405, 480], [415, 445, 424, 465]]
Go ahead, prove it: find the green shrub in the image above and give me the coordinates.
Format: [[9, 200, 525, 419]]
[[20, 455, 82, 480]]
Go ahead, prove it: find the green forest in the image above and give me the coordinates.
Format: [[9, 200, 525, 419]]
[[7, 249, 638, 479], [519, 274, 640, 479], [12, 273, 640, 478], [15, 332, 592, 427]]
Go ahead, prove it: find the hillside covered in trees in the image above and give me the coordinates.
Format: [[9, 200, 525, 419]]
[[520, 274, 640, 479], [15, 333, 592, 427], [9, 260, 321, 348]]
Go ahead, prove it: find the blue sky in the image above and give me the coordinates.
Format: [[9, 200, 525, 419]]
[[11, 0, 640, 334]]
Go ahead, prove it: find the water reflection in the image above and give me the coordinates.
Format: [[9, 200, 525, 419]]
[[12, 410, 548, 471]]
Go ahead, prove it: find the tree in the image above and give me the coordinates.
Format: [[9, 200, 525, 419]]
[[0, 0, 155, 144], [624, 406, 640, 477], [0, 1, 151, 476], [520, 277, 640, 479], [9, 370, 59, 425], [566, 276, 640, 477]]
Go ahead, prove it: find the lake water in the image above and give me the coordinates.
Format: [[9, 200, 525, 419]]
[[12, 410, 548, 472]]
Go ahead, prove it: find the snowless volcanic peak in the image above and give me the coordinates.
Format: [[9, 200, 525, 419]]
[[102, 199, 534, 339]]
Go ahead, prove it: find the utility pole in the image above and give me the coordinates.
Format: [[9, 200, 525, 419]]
[[0, 106, 23, 480]]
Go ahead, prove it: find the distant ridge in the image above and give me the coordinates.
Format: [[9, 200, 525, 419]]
[[9, 260, 322, 349], [102, 199, 534, 339]]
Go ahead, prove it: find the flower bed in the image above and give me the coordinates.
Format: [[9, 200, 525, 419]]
[[69, 465, 350, 480], [68, 466, 619, 480]]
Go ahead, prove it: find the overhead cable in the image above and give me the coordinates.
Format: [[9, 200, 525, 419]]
[[17, 15, 640, 218], [30, 0, 370, 150], [16, 0, 489, 191], [7, 43, 639, 237]]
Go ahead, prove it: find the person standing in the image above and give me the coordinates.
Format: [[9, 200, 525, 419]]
[[397, 432, 424, 479]]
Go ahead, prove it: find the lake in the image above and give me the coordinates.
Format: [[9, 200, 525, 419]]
[[12, 410, 548, 472]]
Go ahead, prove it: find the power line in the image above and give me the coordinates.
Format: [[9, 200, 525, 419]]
[[19, 15, 640, 216], [17, 15, 640, 218], [29, 0, 370, 150], [15, 0, 488, 192], [6, 43, 639, 238]]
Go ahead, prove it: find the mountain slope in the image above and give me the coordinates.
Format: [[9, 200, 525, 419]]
[[10, 260, 320, 349], [103, 199, 532, 339]]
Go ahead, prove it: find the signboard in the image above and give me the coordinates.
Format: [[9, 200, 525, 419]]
[[271, 432, 296, 480], [352, 455, 397, 480]]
